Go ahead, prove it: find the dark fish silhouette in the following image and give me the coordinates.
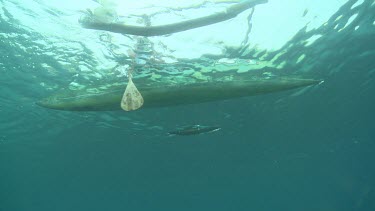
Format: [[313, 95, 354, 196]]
[[168, 125, 221, 136], [302, 8, 308, 17]]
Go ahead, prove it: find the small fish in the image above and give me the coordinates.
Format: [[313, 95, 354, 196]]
[[302, 8, 308, 17], [168, 124, 221, 136]]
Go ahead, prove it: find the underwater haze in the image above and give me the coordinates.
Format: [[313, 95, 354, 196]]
[[1, 0, 375, 210]]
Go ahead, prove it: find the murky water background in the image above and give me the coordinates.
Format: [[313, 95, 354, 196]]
[[1, 0, 374, 210]]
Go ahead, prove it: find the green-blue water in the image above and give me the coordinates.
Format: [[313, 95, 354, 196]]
[[1, 0, 375, 210]]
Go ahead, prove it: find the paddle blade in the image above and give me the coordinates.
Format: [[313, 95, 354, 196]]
[[121, 79, 144, 111]]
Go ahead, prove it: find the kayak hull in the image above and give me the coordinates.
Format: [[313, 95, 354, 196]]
[[37, 78, 321, 111]]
